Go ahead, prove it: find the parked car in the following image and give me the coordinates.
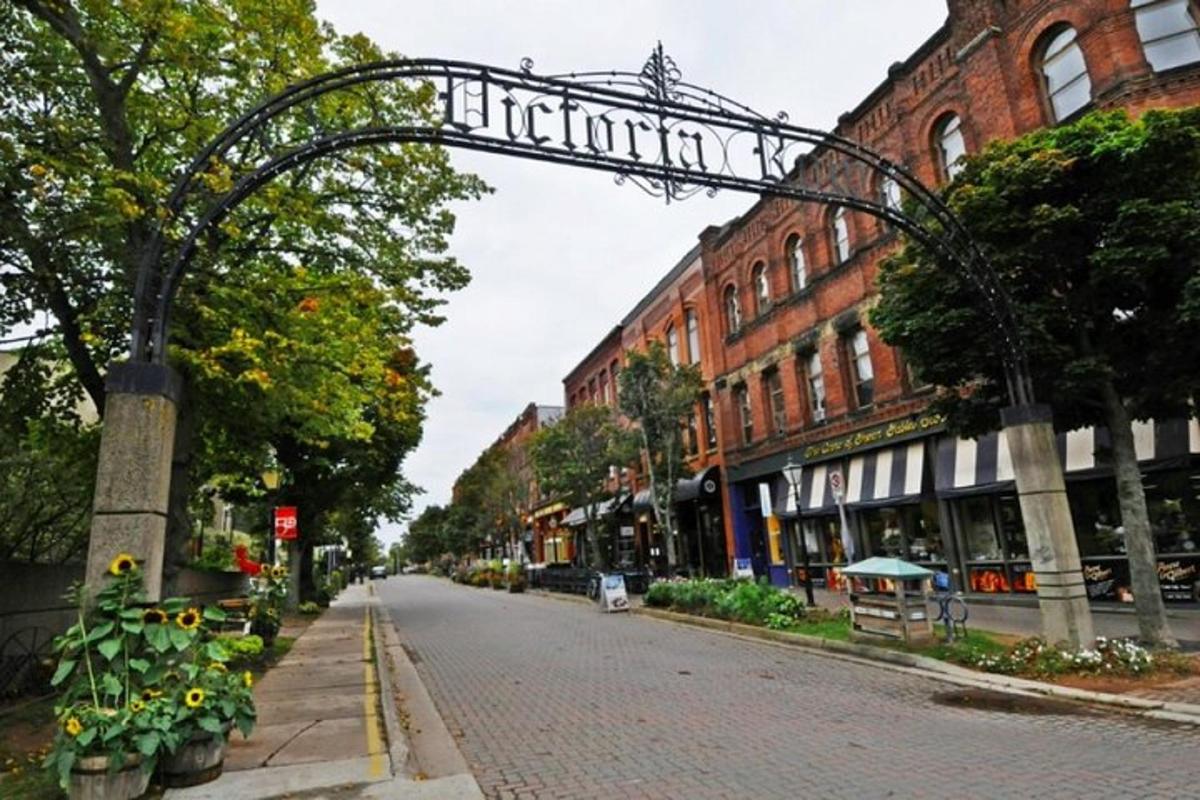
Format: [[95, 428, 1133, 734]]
[[370, 565, 388, 580]]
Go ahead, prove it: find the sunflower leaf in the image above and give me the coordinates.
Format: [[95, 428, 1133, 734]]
[[168, 625, 192, 651], [129, 658, 150, 674], [50, 659, 77, 686], [97, 637, 122, 661], [203, 606, 227, 622]]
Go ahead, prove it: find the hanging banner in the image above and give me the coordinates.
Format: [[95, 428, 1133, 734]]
[[274, 506, 298, 540]]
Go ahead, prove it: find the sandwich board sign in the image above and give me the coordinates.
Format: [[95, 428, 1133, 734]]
[[599, 573, 630, 613]]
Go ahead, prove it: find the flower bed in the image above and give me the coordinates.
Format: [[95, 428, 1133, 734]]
[[645, 578, 808, 629], [948, 635, 1189, 679]]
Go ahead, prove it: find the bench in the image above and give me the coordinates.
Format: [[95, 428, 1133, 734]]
[[215, 598, 251, 632]]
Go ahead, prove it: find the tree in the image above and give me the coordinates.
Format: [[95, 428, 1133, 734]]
[[2, 1, 485, 578], [872, 108, 1200, 648], [618, 342, 702, 573], [404, 505, 453, 563], [530, 404, 632, 569]]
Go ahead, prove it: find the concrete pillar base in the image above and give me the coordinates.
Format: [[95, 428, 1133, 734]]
[[1001, 404, 1094, 648], [85, 363, 182, 601]]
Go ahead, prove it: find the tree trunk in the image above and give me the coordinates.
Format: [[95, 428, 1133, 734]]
[[1099, 382, 1177, 648]]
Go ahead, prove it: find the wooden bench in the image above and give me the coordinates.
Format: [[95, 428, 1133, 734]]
[[215, 598, 250, 632]]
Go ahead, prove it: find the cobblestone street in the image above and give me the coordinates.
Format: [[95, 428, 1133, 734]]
[[379, 576, 1199, 800]]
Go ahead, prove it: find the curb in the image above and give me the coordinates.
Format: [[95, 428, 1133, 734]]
[[631, 606, 1200, 727], [368, 590, 409, 777]]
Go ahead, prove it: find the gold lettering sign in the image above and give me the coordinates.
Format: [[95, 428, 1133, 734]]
[[802, 413, 945, 461]]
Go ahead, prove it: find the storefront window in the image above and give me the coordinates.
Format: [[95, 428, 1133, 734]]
[[1069, 480, 1127, 556], [907, 501, 944, 564], [998, 495, 1029, 560], [861, 507, 905, 557], [1144, 468, 1200, 555], [806, 515, 845, 564], [959, 496, 1003, 560]]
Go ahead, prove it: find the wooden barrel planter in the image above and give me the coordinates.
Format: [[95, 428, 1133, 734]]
[[159, 725, 231, 788], [68, 753, 149, 800]]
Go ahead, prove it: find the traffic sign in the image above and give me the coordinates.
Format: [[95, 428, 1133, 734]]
[[274, 506, 298, 540], [828, 468, 844, 500]]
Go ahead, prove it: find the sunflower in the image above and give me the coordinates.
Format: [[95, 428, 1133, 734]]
[[129, 699, 146, 713], [64, 718, 82, 737], [140, 688, 162, 702], [184, 688, 205, 709], [108, 553, 136, 576], [176, 608, 201, 630], [207, 661, 228, 673], [271, 565, 288, 580], [142, 608, 168, 625], [243, 671, 254, 689]]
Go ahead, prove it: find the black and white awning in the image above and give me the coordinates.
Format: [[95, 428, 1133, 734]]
[[844, 441, 926, 508], [779, 461, 840, 516], [936, 418, 1200, 497]]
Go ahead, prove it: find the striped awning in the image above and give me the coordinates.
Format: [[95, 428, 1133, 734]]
[[780, 461, 840, 516], [844, 441, 926, 507], [937, 418, 1200, 496]]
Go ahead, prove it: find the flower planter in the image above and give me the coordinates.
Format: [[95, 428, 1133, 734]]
[[68, 753, 149, 800], [507, 581, 526, 593], [250, 620, 279, 649], [490, 580, 504, 590], [159, 726, 230, 788]]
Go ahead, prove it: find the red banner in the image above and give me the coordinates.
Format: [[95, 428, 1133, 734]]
[[274, 506, 298, 540]]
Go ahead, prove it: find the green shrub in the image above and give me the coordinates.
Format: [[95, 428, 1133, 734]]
[[214, 634, 265, 662], [645, 578, 806, 627], [958, 636, 1159, 678], [298, 601, 321, 615]]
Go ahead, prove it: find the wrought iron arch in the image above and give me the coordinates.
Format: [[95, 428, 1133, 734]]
[[132, 45, 1034, 405]]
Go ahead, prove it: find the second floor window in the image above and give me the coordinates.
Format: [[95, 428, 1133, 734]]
[[832, 208, 851, 264], [725, 285, 743, 335], [764, 369, 787, 435], [1041, 27, 1092, 122], [752, 262, 771, 315], [847, 329, 875, 408], [788, 235, 807, 291], [686, 309, 701, 364], [736, 385, 753, 444], [936, 114, 967, 181], [1134, 0, 1200, 72], [599, 370, 609, 404], [667, 325, 680, 366], [686, 411, 700, 456], [805, 351, 826, 423], [610, 360, 620, 400], [702, 393, 718, 449]]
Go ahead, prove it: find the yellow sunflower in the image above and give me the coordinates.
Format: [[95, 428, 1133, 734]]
[[176, 608, 201, 630], [207, 661, 228, 672], [142, 608, 168, 625], [140, 688, 162, 702], [129, 699, 146, 713], [243, 671, 254, 689], [271, 565, 288, 580], [64, 718, 82, 737], [108, 553, 136, 576], [184, 688, 205, 709]]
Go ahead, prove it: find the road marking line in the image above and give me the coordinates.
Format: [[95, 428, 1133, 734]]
[[363, 607, 386, 779]]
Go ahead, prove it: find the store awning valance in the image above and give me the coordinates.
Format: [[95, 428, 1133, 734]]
[[562, 494, 629, 527], [675, 466, 721, 503], [780, 461, 839, 516], [844, 441, 925, 508], [632, 488, 654, 513], [937, 418, 1198, 497]]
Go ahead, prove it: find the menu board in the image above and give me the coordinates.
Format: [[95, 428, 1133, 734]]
[[1157, 556, 1200, 603]]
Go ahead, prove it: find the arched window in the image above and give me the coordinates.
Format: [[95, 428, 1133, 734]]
[[752, 261, 771, 315], [935, 114, 967, 181], [686, 309, 701, 364], [724, 285, 742, 335], [831, 207, 851, 264], [666, 324, 680, 366], [787, 234, 807, 292], [1040, 27, 1092, 122], [1133, 0, 1200, 72]]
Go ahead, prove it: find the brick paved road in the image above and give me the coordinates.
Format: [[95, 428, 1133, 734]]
[[379, 576, 1198, 800]]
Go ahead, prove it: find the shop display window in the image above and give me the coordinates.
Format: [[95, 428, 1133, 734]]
[[1069, 480, 1127, 556], [1143, 468, 1200, 555], [859, 503, 944, 563], [960, 496, 1003, 560], [906, 501, 944, 563]]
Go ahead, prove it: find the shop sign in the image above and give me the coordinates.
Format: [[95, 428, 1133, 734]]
[[619, 526, 635, 539], [599, 574, 629, 613], [801, 412, 945, 462], [733, 558, 754, 580], [274, 506, 298, 540], [1158, 557, 1200, 603], [758, 483, 773, 519], [532, 501, 568, 520], [1081, 560, 1131, 602]]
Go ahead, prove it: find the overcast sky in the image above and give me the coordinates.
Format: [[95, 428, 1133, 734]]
[[314, 0, 950, 546]]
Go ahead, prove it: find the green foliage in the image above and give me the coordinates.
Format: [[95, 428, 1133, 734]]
[[190, 539, 236, 572], [214, 635, 265, 663], [618, 342, 703, 568], [873, 107, 1200, 436], [530, 404, 634, 568], [297, 601, 321, 616], [45, 556, 254, 789], [645, 578, 806, 628], [953, 636, 1163, 678], [248, 568, 288, 639]]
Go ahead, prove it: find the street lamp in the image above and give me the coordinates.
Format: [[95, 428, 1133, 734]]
[[262, 468, 280, 564], [781, 458, 816, 607]]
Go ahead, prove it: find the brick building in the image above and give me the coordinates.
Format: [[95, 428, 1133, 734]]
[[554, 0, 1200, 600], [703, 0, 1200, 597]]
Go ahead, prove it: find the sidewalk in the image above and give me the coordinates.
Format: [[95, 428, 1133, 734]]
[[167, 582, 481, 800]]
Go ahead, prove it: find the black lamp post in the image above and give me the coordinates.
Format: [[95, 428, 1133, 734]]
[[782, 458, 816, 607]]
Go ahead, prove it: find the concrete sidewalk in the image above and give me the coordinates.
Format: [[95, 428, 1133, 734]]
[[167, 583, 481, 800]]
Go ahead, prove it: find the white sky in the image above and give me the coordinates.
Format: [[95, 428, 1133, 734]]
[[308, 0, 950, 546]]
